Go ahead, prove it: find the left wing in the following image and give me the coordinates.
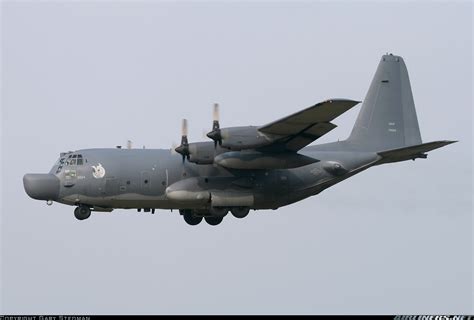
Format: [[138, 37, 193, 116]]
[[258, 99, 360, 151]]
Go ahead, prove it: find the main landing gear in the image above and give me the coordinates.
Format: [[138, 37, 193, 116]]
[[74, 205, 91, 221], [204, 216, 224, 226], [230, 207, 250, 219], [183, 213, 203, 226], [181, 207, 251, 226], [181, 209, 226, 226]]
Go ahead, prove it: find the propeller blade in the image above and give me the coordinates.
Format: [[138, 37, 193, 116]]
[[213, 103, 219, 122], [182, 118, 188, 137]]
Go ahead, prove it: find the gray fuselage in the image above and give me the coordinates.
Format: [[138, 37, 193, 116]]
[[49, 144, 378, 211], [23, 54, 455, 225]]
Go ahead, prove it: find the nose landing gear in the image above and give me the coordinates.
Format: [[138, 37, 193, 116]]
[[74, 205, 91, 220]]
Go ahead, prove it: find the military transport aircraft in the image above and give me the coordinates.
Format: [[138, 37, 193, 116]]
[[23, 54, 456, 226]]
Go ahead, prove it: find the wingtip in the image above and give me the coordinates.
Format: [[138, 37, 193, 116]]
[[324, 98, 361, 105], [444, 140, 458, 145], [348, 99, 362, 105]]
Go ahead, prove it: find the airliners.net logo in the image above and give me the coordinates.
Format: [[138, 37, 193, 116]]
[[395, 316, 473, 320]]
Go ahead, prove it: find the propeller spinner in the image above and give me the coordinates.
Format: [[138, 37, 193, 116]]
[[174, 119, 190, 162], [206, 103, 222, 148]]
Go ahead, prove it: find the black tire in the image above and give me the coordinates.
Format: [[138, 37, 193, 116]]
[[231, 207, 250, 219], [74, 206, 91, 220], [209, 207, 228, 217], [183, 213, 203, 226], [205, 216, 223, 226]]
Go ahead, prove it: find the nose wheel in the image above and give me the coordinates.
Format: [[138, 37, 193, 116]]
[[74, 206, 91, 220]]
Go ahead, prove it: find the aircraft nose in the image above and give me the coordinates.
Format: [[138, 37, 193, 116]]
[[23, 174, 60, 201]]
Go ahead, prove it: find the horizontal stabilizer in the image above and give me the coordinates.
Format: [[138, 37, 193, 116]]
[[376, 140, 457, 165]]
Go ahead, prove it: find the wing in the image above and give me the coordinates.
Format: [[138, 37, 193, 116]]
[[258, 99, 360, 151]]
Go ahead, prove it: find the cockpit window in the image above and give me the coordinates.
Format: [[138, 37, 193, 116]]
[[65, 155, 73, 165], [55, 157, 65, 166], [65, 154, 85, 166], [53, 153, 86, 174], [55, 157, 66, 174]]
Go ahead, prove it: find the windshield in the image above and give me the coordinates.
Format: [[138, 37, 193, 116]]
[[53, 156, 66, 174], [51, 153, 87, 175]]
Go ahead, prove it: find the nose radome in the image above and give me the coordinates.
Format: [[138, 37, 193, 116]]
[[23, 174, 60, 201]]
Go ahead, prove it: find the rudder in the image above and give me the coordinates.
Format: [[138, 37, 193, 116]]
[[347, 54, 422, 151]]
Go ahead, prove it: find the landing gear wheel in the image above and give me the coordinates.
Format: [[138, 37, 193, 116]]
[[230, 207, 250, 219], [74, 206, 91, 220], [209, 207, 228, 217], [183, 214, 203, 226], [205, 216, 223, 226]]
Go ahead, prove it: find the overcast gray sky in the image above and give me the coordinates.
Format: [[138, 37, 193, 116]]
[[1, 0, 472, 315]]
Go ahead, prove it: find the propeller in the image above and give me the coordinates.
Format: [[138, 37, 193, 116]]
[[174, 119, 190, 163], [170, 142, 178, 154], [206, 103, 222, 148]]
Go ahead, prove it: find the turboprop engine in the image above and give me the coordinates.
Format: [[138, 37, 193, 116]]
[[214, 150, 318, 170]]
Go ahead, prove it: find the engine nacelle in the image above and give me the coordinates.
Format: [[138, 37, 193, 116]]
[[186, 142, 216, 165], [220, 126, 273, 151], [214, 150, 318, 170], [322, 161, 348, 176]]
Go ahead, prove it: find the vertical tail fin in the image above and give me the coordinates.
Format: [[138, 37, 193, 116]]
[[347, 54, 422, 151]]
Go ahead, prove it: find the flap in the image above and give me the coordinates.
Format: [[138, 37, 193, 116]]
[[283, 122, 337, 151]]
